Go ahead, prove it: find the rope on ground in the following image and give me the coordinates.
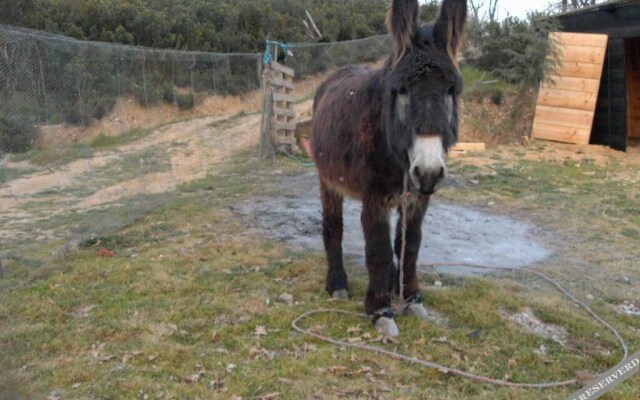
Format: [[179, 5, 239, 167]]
[[291, 262, 630, 389]]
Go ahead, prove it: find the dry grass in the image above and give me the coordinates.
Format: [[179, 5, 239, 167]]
[[2, 60, 639, 400], [2, 143, 639, 399]]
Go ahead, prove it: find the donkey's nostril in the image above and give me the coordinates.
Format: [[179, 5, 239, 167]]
[[438, 167, 445, 180], [413, 166, 422, 178]]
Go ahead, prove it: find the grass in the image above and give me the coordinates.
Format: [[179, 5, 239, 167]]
[[0, 165, 37, 183], [207, 111, 257, 129], [1, 144, 639, 399], [89, 128, 149, 150], [9, 119, 195, 168], [9, 143, 94, 167]]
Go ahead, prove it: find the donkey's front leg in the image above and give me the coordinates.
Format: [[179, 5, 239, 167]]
[[362, 198, 398, 336], [395, 196, 430, 320]]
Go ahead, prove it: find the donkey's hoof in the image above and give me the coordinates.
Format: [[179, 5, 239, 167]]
[[405, 303, 429, 321], [374, 317, 399, 337], [331, 289, 349, 300]]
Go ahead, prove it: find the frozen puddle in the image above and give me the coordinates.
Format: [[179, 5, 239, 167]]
[[235, 172, 549, 275]]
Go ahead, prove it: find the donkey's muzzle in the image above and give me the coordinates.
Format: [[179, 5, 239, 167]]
[[412, 165, 445, 195], [408, 136, 447, 195]]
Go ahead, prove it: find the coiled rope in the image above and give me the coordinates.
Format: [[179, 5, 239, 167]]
[[292, 262, 629, 388]]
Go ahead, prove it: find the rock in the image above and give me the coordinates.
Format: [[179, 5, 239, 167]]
[[374, 317, 399, 337], [434, 280, 443, 288], [622, 276, 631, 285], [405, 303, 429, 321], [331, 289, 349, 300], [586, 294, 595, 301], [277, 293, 294, 305]]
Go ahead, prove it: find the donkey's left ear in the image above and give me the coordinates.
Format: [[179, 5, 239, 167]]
[[434, 0, 467, 64]]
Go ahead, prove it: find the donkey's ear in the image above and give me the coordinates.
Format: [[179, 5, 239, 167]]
[[434, 0, 467, 64], [386, 0, 420, 63]]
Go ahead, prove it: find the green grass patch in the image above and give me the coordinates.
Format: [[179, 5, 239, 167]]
[[89, 128, 148, 149], [9, 143, 93, 167], [2, 147, 639, 399], [0, 165, 37, 183]]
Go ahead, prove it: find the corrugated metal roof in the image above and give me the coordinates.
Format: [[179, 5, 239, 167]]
[[552, 0, 634, 19]]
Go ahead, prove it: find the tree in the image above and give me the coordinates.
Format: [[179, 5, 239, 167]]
[[562, 0, 599, 12], [469, 0, 499, 23]]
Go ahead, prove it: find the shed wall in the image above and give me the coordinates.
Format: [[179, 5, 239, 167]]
[[557, 3, 640, 151]]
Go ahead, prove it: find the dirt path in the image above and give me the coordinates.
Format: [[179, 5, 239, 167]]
[[0, 100, 314, 242]]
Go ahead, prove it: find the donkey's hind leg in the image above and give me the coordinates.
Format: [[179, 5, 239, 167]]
[[320, 180, 348, 300]]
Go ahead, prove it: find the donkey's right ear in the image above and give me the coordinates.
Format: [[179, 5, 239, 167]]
[[386, 0, 420, 64]]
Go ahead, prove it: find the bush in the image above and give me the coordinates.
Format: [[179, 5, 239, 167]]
[[0, 116, 37, 154], [175, 92, 195, 110], [465, 85, 502, 105]]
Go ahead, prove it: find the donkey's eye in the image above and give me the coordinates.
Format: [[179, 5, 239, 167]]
[[398, 86, 408, 95]]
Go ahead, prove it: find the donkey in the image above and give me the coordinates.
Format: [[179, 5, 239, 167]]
[[310, 0, 467, 336]]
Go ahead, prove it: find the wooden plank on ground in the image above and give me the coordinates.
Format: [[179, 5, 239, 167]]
[[532, 32, 607, 145], [451, 142, 486, 151], [449, 142, 486, 157]]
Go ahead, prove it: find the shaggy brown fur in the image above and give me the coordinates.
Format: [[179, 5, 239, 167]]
[[311, 0, 467, 318]]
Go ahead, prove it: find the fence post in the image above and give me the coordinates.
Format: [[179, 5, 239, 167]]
[[259, 61, 275, 161], [34, 42, 49, 125]]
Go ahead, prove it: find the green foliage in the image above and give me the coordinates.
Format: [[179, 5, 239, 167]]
[[175, 92, 195, 110], [1, 0, 392, 53], [464, 12, 562, 89], [462, 12, 563, 135], [497, 12, 563, 90], [0, 115, 37, 153], [463, 16, 531, 75], [420, 0, 441, 23]]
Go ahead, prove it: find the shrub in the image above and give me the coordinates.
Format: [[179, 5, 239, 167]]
[[175, 92, 195, 110], [0, 116, 37, 154]]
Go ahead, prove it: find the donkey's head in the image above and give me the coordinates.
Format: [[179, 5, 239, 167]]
[[384, 0, 467, 195]]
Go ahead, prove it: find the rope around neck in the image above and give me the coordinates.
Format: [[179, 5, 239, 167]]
[[292, 263, 629, 388], [395, 173, 410, 313]]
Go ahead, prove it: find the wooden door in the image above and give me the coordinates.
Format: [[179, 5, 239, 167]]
[[532, 32, 608, 144]]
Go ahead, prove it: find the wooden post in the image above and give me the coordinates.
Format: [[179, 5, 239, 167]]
[[259, 61, 275, 160], [271, 61, 297, 149]]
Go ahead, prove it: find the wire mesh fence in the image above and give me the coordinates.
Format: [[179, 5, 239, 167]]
[[0, 25, 392, 276]]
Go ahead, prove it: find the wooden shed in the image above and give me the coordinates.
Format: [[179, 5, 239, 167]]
[[550, 0, 640, 151]]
